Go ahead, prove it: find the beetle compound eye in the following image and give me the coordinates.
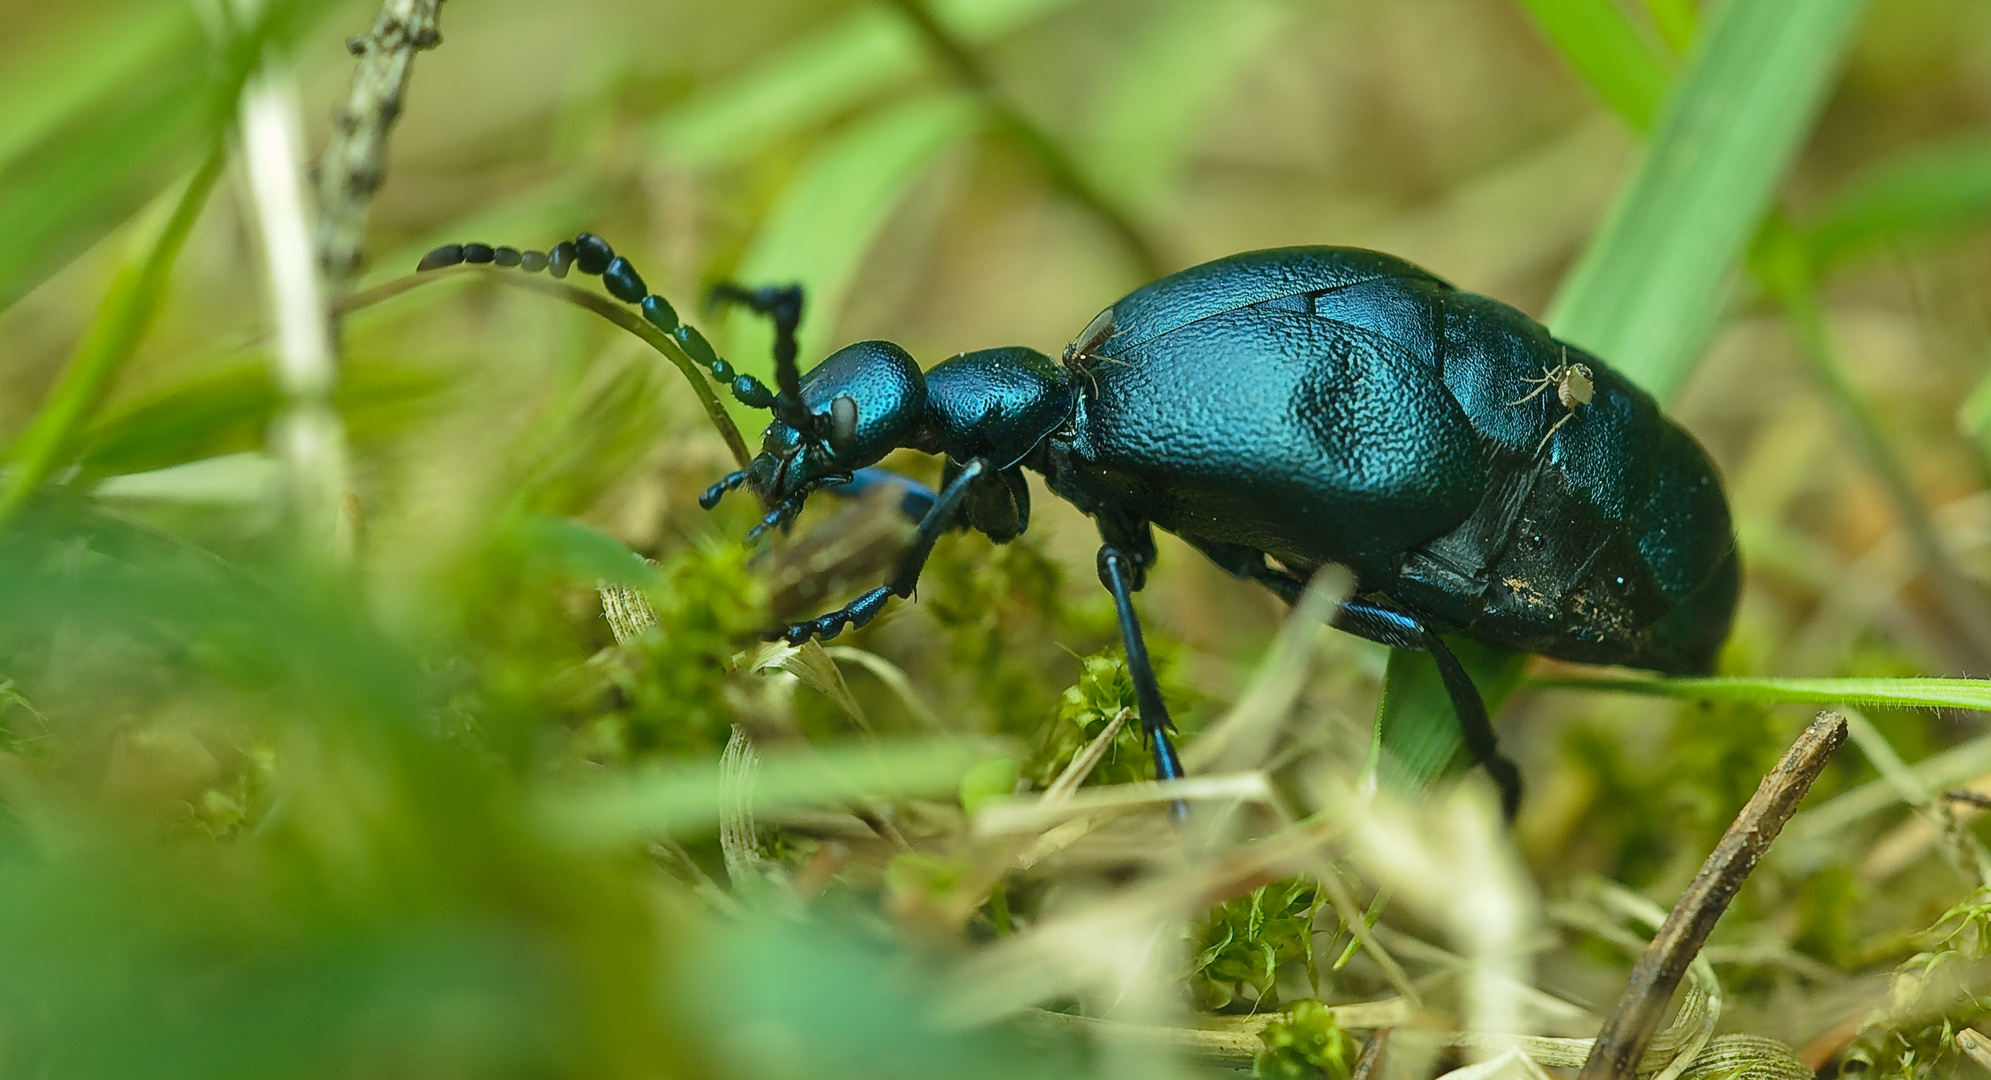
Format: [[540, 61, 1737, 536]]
[[827, 394, 859, 456]]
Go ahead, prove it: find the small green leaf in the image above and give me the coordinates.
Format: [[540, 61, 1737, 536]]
[[517, 514, 659, 586]]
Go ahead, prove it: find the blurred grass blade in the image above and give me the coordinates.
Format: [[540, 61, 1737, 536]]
[[1546, 0, 1870, 402], [725, 94, 978, 402], [1513, 0, 1672, 131], [656, 0, 1073, 167], [92, 452, 280, 505], [77, 357, 444, 482], [1372, 638, 1528, 796], [0, 3, 211, 309], [1084, 0, 1286, 209], [1532, 674, 1991, 711], [0, 4, 200, 170], [544, 737, 983, 842], [1642, 0, 1698, 54], [0, 144, 226, 522], [1804, 133, 1991, 268], [0, 0, 340, 310]]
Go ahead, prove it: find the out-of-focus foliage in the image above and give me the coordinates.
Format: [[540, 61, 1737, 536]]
[[8, 0, 1991, 1076]]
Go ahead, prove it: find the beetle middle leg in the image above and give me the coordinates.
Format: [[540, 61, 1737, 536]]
[[1094, 540, 1186, 794], [769, 458, 992, 645]]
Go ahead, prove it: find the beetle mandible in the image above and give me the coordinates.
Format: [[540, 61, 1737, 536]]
[[418, 235, 1741, 815]]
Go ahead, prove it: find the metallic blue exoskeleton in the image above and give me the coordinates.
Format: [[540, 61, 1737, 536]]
[[418, 238, 1740, 815]]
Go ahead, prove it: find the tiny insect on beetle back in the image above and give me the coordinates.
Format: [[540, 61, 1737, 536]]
[[417, 236, 1739, 816]]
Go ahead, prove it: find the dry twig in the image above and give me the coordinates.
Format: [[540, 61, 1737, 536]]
[[1351, 1027, 1389, 1080], [1576, 712, 1848, 1080], [314, 0, 446, 287]]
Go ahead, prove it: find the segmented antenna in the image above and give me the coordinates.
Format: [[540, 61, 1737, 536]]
[[415, 234, 782, 413]]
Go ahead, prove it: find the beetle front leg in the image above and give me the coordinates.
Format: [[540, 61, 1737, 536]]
[[769, 458, 991, 645], [1096, 544, 1186, 792], [1330, 598, 1523, 819]]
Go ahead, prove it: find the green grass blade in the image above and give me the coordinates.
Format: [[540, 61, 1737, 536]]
[[543, 737, 984, 842], [0, 0, 340, 310], [1512, 0, 1672, 130], [1083, 0, 1286, 209], [1372, 639, 1529, 796], [1803, 133, 1991, 268], [1546, 0, 1870, 401], [655, 0, 1073, 167], [1641, 0, 1699, 54], [0, 145, 226, 522], [0, 3, 200, 172], [724, 94, 978, 405], [1530, 675, 1991, 711]]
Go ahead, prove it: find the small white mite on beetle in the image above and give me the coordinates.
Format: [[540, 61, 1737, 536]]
[[1508, 348, 1594, 453]]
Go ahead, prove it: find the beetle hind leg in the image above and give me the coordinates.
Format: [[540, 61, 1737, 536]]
[[1331, 598, 1524, 820]]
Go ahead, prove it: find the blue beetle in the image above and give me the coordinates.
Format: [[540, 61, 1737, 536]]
[[418, 236, 1740, 814]]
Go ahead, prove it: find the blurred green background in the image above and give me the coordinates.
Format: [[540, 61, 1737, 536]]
[[8, 0, 1991, 1077]]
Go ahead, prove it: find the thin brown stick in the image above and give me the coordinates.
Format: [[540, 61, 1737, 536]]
[[1945, 788, 1991, 811], [1577, 711, 1848, 1080], [314, 0, 446, 288], [878, 0, 1162, 278], [1350, 1027, 1389, 1080]]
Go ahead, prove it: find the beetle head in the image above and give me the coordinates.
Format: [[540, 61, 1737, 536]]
[[721, 340, 928, 519]]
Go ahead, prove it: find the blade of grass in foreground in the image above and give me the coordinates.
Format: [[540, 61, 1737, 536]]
[[1529, 675, 1991, 712], [0, 145, 226, 522], [1546, 0, 1870, 402], [542, 737, 986, 843]]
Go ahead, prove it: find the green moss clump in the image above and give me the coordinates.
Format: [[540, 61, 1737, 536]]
[[1027, 648, 1152, 788], [1252, 999, 1355, 1080], [1192, 878, 1320, 1011]]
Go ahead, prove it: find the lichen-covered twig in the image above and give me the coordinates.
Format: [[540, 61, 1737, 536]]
[[314, 0, 445, 288], [1577, 712, 1848, 1080]]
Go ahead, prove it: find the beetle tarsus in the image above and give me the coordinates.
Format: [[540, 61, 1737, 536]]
[[700, 471, 747, 510]]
